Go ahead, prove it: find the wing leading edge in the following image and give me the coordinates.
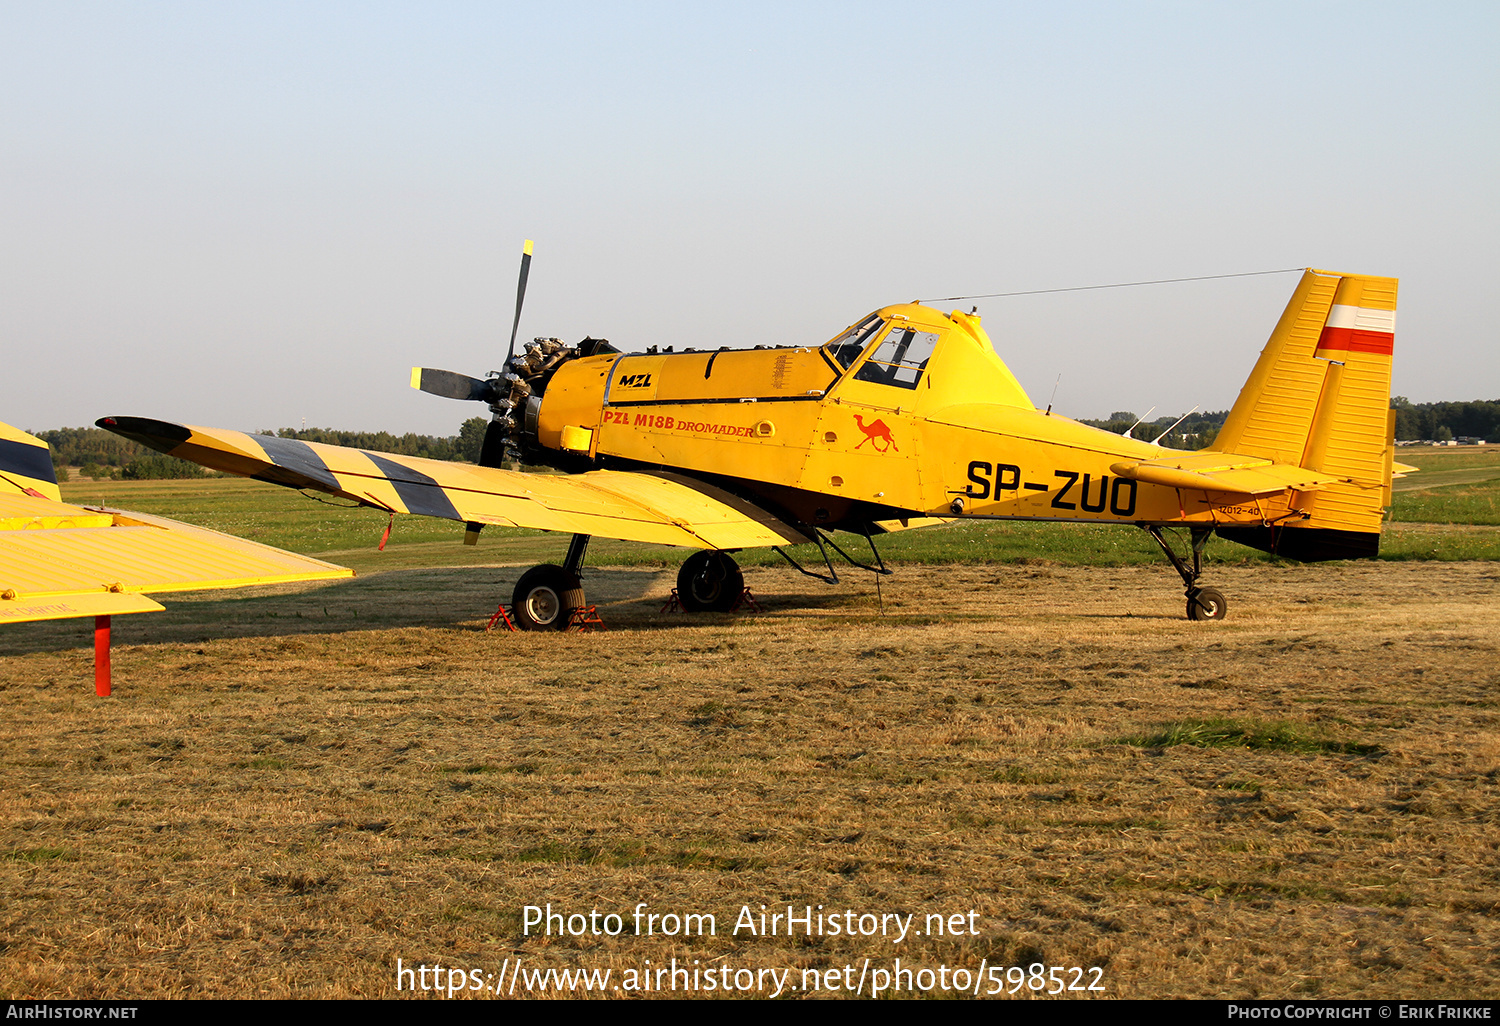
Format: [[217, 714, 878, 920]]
[[99, 417, 810, 551]]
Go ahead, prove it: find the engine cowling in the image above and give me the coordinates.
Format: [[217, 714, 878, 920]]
[[490, 337, 618, 463]]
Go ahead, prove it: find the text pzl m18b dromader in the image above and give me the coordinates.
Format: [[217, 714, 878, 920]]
[[104, 247, 1410, 630]]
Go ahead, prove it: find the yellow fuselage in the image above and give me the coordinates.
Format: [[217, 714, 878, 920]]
[[530, 303, 1297, 532]]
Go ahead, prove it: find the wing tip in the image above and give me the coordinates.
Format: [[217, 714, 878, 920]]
[[96, 416, 194, 455]]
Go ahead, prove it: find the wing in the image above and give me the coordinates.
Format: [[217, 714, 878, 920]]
[[100, 417, 811, 550], [1, 422, 352, 625]]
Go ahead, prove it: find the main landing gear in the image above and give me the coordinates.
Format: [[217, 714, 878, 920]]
[[1143, 525, 1228, 621], [509, 537, 748, 629], [677, 551, 744, 612], [511, 533, 590, 631]]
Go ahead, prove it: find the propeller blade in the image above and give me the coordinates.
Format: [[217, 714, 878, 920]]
[[479, 418, 509, 468], [410, 367, 494, 403], [505, 239, 533, 366]]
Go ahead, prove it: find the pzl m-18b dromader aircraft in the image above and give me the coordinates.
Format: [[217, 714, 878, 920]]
[[102, 252, 1407, 630]]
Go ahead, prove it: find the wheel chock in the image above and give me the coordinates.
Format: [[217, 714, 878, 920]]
[[485, 604, 518, 632], [662, 587, 761, 614], [569, 605, 607, 632], [730, 587, 763, 613]]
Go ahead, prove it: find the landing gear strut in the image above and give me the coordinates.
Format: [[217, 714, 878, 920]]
[[1143, 525, 1228, 621], [677, 551, 744, 612], [511, 533, 590, 631]]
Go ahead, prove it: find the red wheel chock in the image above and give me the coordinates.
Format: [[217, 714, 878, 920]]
[[568, 606, 606, 632], [661, 587, 761, 614], [730, 588, 763, 612]]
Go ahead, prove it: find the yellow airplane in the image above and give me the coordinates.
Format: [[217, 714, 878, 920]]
[[99, 252, 1408, 630], [0, 422, 351, 692]]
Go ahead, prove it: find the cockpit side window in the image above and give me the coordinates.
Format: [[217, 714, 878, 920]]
[[826, 314, 884, 370], [854, 327, 940, 388]]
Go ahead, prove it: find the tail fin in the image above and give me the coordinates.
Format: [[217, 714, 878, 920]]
[[1214, 269, 1398, 560], [0, 423, 63, 502]]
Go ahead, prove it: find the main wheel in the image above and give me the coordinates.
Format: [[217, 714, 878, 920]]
[[511, 564, 585, 631], [677, 551, 744, 612], [1186, 586, 1228, 621]]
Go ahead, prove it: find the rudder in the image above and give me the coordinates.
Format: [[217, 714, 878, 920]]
[[1213, 269, 1398, 560]]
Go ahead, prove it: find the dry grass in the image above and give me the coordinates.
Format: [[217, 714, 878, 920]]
[[2, 560, 1498, 999]]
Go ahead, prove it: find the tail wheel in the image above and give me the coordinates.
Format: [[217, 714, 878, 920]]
[[1186, 586, 1228, 621], [677, 551, 743, 612], [512, 564, 585, 631]]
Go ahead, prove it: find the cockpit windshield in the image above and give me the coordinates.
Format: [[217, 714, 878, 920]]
[[825, 313, 883, 370], [854, 326, 940, 389]]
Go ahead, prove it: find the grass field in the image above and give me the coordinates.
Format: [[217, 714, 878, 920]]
[[2, 449, 1496, 1000], [1387, 445, 1500, 527], [2, 561, 1497, 999]]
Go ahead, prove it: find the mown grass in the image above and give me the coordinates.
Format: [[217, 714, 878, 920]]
[[1390, 484, 1500, 526], [3, 847, 77, 864], [1394, 447, 1500, 472], [1121, 717, 1382, 756], [1389, 446, 1500, 526], [3, 560, 1498, 999], [510, 840, 764, 872]]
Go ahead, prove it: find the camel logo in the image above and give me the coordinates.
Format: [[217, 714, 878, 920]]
[[853, 414, 898, 453]]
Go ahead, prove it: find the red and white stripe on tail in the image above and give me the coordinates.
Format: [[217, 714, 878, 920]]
[[1317, 297, 1396, 358]]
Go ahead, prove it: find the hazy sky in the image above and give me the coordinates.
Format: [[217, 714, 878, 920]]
[[3, 2, 1496, 435]]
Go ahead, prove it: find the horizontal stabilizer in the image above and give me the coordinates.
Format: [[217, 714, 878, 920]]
[[1109, 453, 1339, 497]]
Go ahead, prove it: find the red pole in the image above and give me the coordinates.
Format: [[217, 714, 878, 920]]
[[94, 615, 111, 697]]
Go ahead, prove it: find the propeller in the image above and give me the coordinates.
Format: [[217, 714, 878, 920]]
[[506, 238, 533, 367], [409, 240, 536, 470], [482, 238, 535, 466], [409, 367, 497, 403]]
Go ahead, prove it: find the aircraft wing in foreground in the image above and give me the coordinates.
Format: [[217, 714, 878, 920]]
[[0, 422, 352, 692]]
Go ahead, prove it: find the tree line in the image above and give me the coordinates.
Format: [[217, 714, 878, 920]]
[[1086, 398, 1498, 447], [33, 419, 491, 480], [1078, 410, 1227, 450], [1391, 398, 1498, 442]]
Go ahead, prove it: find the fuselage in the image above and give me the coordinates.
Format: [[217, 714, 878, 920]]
[[525, 303, 1293, 534]]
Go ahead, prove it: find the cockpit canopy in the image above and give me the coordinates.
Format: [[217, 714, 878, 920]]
[[824, 313, 940, 390], [827, 313, 883, 369], [823, 305, 1036, 411]]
